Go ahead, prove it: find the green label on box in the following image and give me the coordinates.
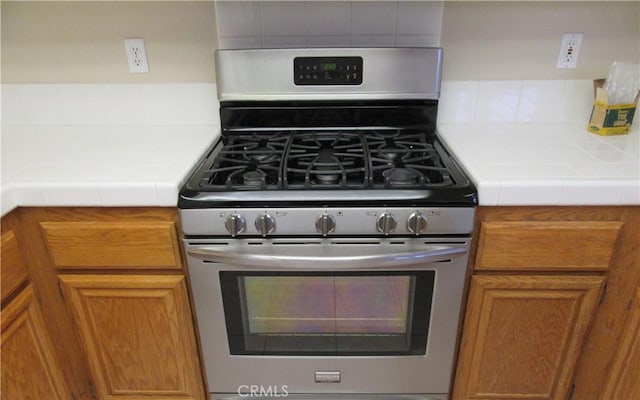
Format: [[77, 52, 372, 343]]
[[603, 107, 636, 128]]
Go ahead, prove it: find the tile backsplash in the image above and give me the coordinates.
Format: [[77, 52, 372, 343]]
[[438, 79, 595, 124], [215, 1, 443, 49], [1, 84, 218, 127], [2, 79, 595, 127]]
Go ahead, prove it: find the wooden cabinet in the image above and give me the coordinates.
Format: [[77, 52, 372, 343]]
[[601, 286, 640, 399], [5, 204, 638, 400], [59, 274, 204, 400], [40, 220, 182, 270], [1, 211, 72, 400], [1, 223, 29, 303], [453, 207, 640, 400], [4, 207, 206, 400], [454, 275, 604, 399], [476, 221, 621, 271], [1, 286, 72, 400]]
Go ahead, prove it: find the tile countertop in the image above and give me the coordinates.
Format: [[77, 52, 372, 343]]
[[1, 84, 220, 216], [437, 80, 639, 206], [438, 122, 639, 205], [1, 80, 638, 217]]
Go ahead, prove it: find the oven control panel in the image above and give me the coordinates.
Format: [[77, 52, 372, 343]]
[[181, 207, 475, 237], [294, 56, 363, 85]]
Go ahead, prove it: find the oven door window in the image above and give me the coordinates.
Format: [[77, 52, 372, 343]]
[[220, 271, 435, 356]]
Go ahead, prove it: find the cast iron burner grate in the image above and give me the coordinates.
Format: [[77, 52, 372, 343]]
[[197, 129, 453, 190], [201, 132, 288, 190], [284, 131, 367, 189], [365, 130, 452, 189]]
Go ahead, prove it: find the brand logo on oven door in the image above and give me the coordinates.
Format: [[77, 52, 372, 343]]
[[237, 384, 289, 397]]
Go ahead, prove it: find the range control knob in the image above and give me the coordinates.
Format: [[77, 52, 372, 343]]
[[255, 214, 276, 237], [407, 211, 428, 235], [224, 213, 246, 237], [376, 212, 397, 235], [315, 214, 336, 237]]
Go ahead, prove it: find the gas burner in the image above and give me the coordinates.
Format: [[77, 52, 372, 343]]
[[224, 168, 271, 188], [197, 132, 288, 190], [378, 143, 409, 161], [244, 145, 276, 162], [370, 129, 402, 138], [382, 167, 421, 186], [242, 170, 266, 186], [285, 131, 367, 189], [315, 172, 340, 184], [312, 149, 341, 184]]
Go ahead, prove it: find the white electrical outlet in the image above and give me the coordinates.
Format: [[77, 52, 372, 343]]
[[124, 38, 149, 73], [556, 33, 583, 69]]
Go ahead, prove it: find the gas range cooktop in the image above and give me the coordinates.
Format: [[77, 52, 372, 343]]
[[179, 129, 475, 208], [178, 47, 477, 209], [195, 129, 451, 191]]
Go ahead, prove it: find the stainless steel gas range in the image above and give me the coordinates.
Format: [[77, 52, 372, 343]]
[[179, 48, 477, 400]]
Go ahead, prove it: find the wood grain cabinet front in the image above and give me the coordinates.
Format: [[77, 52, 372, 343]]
[[476, 221, 622, 271], [452, 207, 640, 400], [1, 285, 73, 400], [1, 210, 73, 400], [40, 220, 182, 270], [453, 275, 604, 400], [1, 227, 29, 303], [5, 207, 206, 400], [601, 287, 640, 399], [59, 274, 205, 400]]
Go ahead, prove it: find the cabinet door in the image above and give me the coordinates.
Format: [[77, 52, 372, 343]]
[[1, 285, 72, 400], [602, 287, 640, 399], [59, 274, 205, 400], [1, 226, 29, 303], [453, 275, 604, 400]]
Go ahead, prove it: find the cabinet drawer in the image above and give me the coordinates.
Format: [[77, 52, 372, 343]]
[[1, 230, 30, 303], [476, 221, 622, 271], [40, 221, 182, 270]]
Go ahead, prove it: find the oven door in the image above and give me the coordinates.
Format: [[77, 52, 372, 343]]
[[185, 237, 470, 399]]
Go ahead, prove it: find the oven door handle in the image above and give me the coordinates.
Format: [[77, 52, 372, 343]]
[[187, 244, 467, 269]]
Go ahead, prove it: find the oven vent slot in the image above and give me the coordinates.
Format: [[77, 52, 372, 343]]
[[272, 241, 323, 246], [330, 241, 384, 246], [422, 241, 467, 245], [187, 241, 229, 246]]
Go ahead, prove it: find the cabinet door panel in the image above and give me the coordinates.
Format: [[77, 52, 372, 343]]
[[453, 275, 604, 400], [1, 218, 29, 303], [1, 286, 71, 400], [59, 274, 204, 400], [602, 287, 640, 399]]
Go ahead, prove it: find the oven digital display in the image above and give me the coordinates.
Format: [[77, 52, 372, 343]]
[[294, 56, 363, 86]]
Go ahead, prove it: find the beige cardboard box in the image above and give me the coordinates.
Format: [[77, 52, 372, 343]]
[[588, 79, 639, 136]]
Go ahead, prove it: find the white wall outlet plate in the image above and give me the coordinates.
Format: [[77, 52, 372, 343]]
[[124, 38, 149, 73], [556, 33, 583, 69]]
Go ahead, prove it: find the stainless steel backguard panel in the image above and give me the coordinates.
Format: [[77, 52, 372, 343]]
[[215, 48, 442, 101]]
